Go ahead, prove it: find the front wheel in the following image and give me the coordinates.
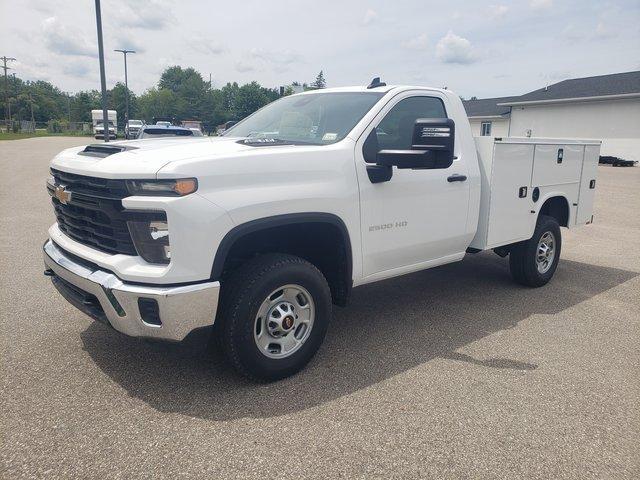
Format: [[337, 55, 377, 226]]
[[509, 215, 561, 287], [217, 253, 331, 381]]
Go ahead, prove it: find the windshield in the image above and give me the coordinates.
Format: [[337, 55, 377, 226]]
[[224, 92, 385, 145], [128, 120, 143, 126], [139, 128, 193, 138], [96, 120, 114, 126]]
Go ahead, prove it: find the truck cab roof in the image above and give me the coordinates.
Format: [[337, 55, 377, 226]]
[[295, 85, 449, 96]]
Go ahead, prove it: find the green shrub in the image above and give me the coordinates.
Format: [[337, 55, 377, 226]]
[[47, 120, 63, 133]]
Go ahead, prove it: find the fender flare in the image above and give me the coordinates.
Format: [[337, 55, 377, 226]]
[[210, 212, 353, 283]]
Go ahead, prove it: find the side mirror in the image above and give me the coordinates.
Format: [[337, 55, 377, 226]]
[[363, 118, 455, 182]]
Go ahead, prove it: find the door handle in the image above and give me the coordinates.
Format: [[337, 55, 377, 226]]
[[447, 174, 467, 182]]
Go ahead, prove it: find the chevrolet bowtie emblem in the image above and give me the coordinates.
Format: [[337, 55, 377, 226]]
[[54, 185, 72, 205]]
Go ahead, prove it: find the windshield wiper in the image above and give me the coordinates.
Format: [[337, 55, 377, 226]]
[[239, 138, 321, 146]]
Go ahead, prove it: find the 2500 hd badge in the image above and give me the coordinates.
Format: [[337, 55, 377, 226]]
[[369, 221, 408, 232]]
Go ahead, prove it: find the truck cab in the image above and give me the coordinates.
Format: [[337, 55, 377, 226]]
[[44, 82, 599, 381]]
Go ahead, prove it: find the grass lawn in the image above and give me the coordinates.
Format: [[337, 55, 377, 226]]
[[0, 130, 92, 141]]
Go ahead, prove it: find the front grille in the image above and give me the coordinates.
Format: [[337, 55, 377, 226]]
[[49, 169, 136, 255]]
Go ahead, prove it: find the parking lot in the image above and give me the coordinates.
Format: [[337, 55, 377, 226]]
[[1, 136, 638, 479]]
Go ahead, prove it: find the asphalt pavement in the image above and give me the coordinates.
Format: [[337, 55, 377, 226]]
[[1, 137, 638, 479]]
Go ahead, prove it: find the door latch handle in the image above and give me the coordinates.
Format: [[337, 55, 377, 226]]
[[447, 174, 467, 182]]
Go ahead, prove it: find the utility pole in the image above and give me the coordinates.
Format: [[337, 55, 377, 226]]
[[66, 92, 71, 124], [9, 72, 16, 123], [94, 0, 110, 142], [1, 56, 16, 132], [29, 93, 35, 127], [114, 48, 135, 137]]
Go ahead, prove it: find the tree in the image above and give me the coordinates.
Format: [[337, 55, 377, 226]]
[[70, 90, 101, 122], [234, 82, 271, 119], [311, 70, 326, 89], [6, 67, 282, 129], [108, 83, 137, 125]]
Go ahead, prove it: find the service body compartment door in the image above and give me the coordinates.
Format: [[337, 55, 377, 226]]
[[576, 145, 599, 224], [532, 144, 583, 186], [486, 143, 535, 247]]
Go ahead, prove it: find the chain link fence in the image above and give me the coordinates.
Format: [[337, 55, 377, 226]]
[[1, 120, 92, 135]]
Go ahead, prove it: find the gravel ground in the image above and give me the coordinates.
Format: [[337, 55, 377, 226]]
[[1, 137, 639, 479]]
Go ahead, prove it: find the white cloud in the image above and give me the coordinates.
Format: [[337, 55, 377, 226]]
[[561, 23, 583, 41], [362, 9, 377, 25], [62, 60, 92, 78], [13, 58, 52, 83], [235, 60, 255, 73], [595, 22, 615, 39], [401, 33, 428, 50], [189, 34, 226, 56], [489, 4, 509, 19], [113, 33, 147, 54], [107, 0, 174, 30], [530, 0, 553, 10], [435, 31, 477, 64], [248, 48, 303, 72], [42, 17, 96, 57]]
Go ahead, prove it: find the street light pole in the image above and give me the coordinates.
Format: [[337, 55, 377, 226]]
[[94, 0, 110, 142], [114, 49, 135, 138]]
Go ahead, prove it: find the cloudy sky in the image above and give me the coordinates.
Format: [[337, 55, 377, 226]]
[[1, 0, 639, 98]]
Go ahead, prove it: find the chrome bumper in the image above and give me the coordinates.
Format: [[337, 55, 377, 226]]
[[43, 240, 220, 341]]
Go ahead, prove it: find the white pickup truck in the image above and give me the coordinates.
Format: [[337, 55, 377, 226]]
[[44, 80, 600, 381]]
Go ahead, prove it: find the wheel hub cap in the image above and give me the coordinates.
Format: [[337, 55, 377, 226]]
[[536, 231, 556, 274], [254, 285, 315, 359]]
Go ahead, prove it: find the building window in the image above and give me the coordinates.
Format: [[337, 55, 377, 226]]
[[481, 121, 492, 136]]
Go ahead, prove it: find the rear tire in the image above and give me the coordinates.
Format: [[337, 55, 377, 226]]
[[509, 215, 561, 287], [216, 253, 331, 382]]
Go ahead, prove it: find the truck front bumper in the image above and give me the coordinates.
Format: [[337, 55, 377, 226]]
[[43, 240, 220, 341]]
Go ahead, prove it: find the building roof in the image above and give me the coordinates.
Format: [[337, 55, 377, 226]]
[[462, 96, 518, 117], [499, 70, 640, 105]]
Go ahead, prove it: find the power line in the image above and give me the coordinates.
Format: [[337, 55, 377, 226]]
[[1, 56, 16, 129]]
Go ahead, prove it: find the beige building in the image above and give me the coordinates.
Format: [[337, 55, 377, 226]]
[[464, 71, 640, 161], [463, 96, 515, 139]]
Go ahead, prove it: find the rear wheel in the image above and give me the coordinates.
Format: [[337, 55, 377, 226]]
[[509, 215, 561, 287], [216, 253, 331, 381]]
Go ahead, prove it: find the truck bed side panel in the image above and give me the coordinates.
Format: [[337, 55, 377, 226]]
[[486, 143, 535, 247]]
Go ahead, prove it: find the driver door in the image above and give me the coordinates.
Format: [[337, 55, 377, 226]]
[[355, 92, 471, 279]]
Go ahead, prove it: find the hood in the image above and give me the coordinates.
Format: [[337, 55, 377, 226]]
[[50, 136, 258, 178]]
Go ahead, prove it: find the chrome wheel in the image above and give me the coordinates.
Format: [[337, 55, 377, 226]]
[[253, 284, 315, 359], [536, 231, 556, 274]]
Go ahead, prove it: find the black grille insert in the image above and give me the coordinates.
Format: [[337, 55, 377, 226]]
[[49, 169, 135, 255], [49, 169, 167, 257]]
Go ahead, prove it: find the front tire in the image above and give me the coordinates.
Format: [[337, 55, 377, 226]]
[[217, 253, 332, 381], [509, 215, 561, 287]]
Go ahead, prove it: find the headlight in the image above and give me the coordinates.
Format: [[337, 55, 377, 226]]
[[127, 215, 171, 264], [126, 178, 197, 196]]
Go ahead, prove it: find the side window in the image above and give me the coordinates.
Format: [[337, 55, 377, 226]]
[[481, 121, 492, 136], [375, 96, 446, 150]]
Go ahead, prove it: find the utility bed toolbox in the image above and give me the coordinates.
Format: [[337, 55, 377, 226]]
[[469, 137, 601, 251]]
